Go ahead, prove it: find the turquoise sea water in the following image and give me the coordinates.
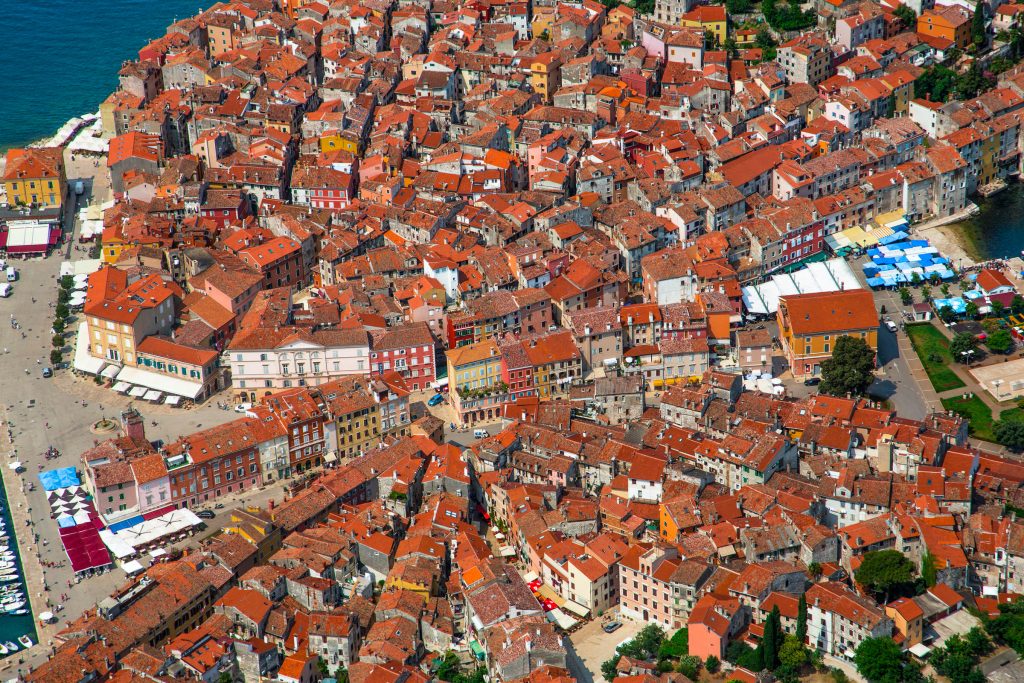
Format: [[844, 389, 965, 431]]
[[0, 0, 205, 151]]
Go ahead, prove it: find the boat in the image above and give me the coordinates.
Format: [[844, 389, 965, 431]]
[[4, 642, 18, 653], [0, 643, 9, 656], [18, 635, 32, 648], [7, 610, 26, 615], [2, 602, 26, 612], [0, 577, 19, 584]]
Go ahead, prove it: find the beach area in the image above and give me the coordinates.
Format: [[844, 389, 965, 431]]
[[912, 209, 983, 269]]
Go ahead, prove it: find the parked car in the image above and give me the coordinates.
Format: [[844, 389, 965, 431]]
[[427, 393, 445, 407], [196, 510, 215, 519], [803, 377, 821, 386], [41, 367, 52, 378], [884, 319, 898, 332], [234, 402, 253, 413], [602, 621, 623, 633]]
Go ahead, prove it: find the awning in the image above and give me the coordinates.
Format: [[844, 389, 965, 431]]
[[112, 382, 132, 394], [499, 546, 516, 557], [128, 386, 147, 398], [101, 365, 120, 379], [522, 571, 539, 583], [546, 608, 577, 630], [165, 395, 182, 406], [323, 452, 337, 463], [561, 599, 590, 618], [115, 365, 205, 400], [122, 559, 144, 575], [73, 323, 106, 375], [144, 390, 163, 402]]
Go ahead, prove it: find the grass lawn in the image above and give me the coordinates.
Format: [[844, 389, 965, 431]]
[[941, 395, 995, 441], [905, 324, 966, 392]]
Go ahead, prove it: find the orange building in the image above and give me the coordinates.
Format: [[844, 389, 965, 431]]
[[917, 5, 972, 49]]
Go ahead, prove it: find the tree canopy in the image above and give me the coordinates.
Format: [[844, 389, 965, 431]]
[[995, 418, 1024, 451], [854, 637, 924, 683], [854, 550, 917, 601], [950, 332, 980, 363], [819, 335, 876, 397], [988, 329, 1015, 354]]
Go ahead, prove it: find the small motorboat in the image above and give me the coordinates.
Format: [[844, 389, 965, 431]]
[[17, 635, 32, 648], [7, 609, 26, 615], [4, 642, 18, 653], [0, 643, 10, 655], [0, 577, 19, 584], [2, 602, 26, 612]]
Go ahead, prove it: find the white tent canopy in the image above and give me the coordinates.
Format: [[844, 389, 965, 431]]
[[742, 258, 861, 315]]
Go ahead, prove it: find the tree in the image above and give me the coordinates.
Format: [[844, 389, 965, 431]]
[[726, 0, 751, 12], [759, 606, 782, 670], [632, 0, 655, 14], [335, 667, 349, 683], [796, 593, 808, 643], [618, 625, 665, 660], [725, 640, 754, 664], [819, 336, 876, 397], [705, 655, 720, 673], [915, 64, 958, 102], [59, 274, 74, 290], [995, 419, 1024, 451], [601, 655, 621, 683], [55, 303, 69, 320], [900, 287, 913, 305], [808, 561, 823, 579], [50, 349, 63, 366], [992, 299, 1007, 318], [854, 550, 916, 602], [52, 318, 65, 334], [436, 652, 461, 682], [778, 635, 808, 669], [677, 655, 701, 679], [218, 674, 233, 683], [52, 334, 64, 348], [894, 4, 916, 27], [1013, 295, 1024, 315], [939, 305, 957, 323], [967, 301, 980, 318], [972, 2, 986, 48], [921, 285, 932, 301], [854, 637, 922, 683], [317, 658, 330, 678], [951, 332, 980, 363], [659, 628, 688, 659], [930, 632, 987, 683], [988, 329, 1015, 354], [921, 550, 938, 587]]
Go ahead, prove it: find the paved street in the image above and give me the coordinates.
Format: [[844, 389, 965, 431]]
[[0, 151, 258, 671], [568, 612, 644, 683]]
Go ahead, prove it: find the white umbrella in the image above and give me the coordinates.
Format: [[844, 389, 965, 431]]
[[7, 463, 21, 471], [38, 611, 53, 622]]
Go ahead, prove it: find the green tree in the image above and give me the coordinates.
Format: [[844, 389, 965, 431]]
[[52, 318, 65, 334], [759, 606, 782, 670], [725, 640, 754, 664], [218, 673, 233, 683], [967, 300, 980, 318], [59, 274, 74, 290], [938, 305, 957, 323], [854, 550, 916, 602], [992, 299, 1007, 318], [894, 4, 916, 26], [915, 65, 958, 102], [951, 332, 980, 363], [632, 0, 655, 14], [335, 667, 349, 683], [436, 652, 461, 682], [52, 334, 64, 348], [930, 632, 987, 683], [921, 550, 938, 587], [988, 329, 1015, 354], [57, 288, 70, 305], [618, 624, 665, 660], [755, 26, 777, 50], [659, 628, 688, 658], [796, 593, 808, 643], [921, 285, 932, 301], [854, 637, 922, 682], [726, 0, 751, 11], [50, 349, 63, 366], [601, 655, 621, 683], [1012, 295, 1024, 315], [677, 655, 701, 679], [972, 2, 986, 48], [317, 658, 330, 677], [55, 302, 69, 320], [778, 635, 808, 669], [819, 335, 877, 397], [808, 561, 823, 578], [995, 419, 1024, 451], [705, 655, 721, 673], [965, 627, 992, 657], [900, 287, 913, 305]]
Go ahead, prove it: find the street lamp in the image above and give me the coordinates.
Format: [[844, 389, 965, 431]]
[[994, 379, 1004, 400], [961, 350, 975, 366]]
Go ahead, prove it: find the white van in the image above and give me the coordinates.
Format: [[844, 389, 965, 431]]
[[0, 284, 10, 298], [5, 267, 15, 283], [473, 428, 489, 439]]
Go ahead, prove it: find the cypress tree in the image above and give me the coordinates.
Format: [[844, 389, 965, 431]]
[[796, 593, 807, 644]]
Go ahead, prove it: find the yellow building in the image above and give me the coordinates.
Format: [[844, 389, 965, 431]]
[[531, 6, 556, 40], [84, 268, 177, 366], [2, 147, 66, 209], [681, 5, 728, 47], [522, 331, 582, 398], [531, 53, 562, 104], [447, 339, 502, 393], [777, 289, 878, 380]]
